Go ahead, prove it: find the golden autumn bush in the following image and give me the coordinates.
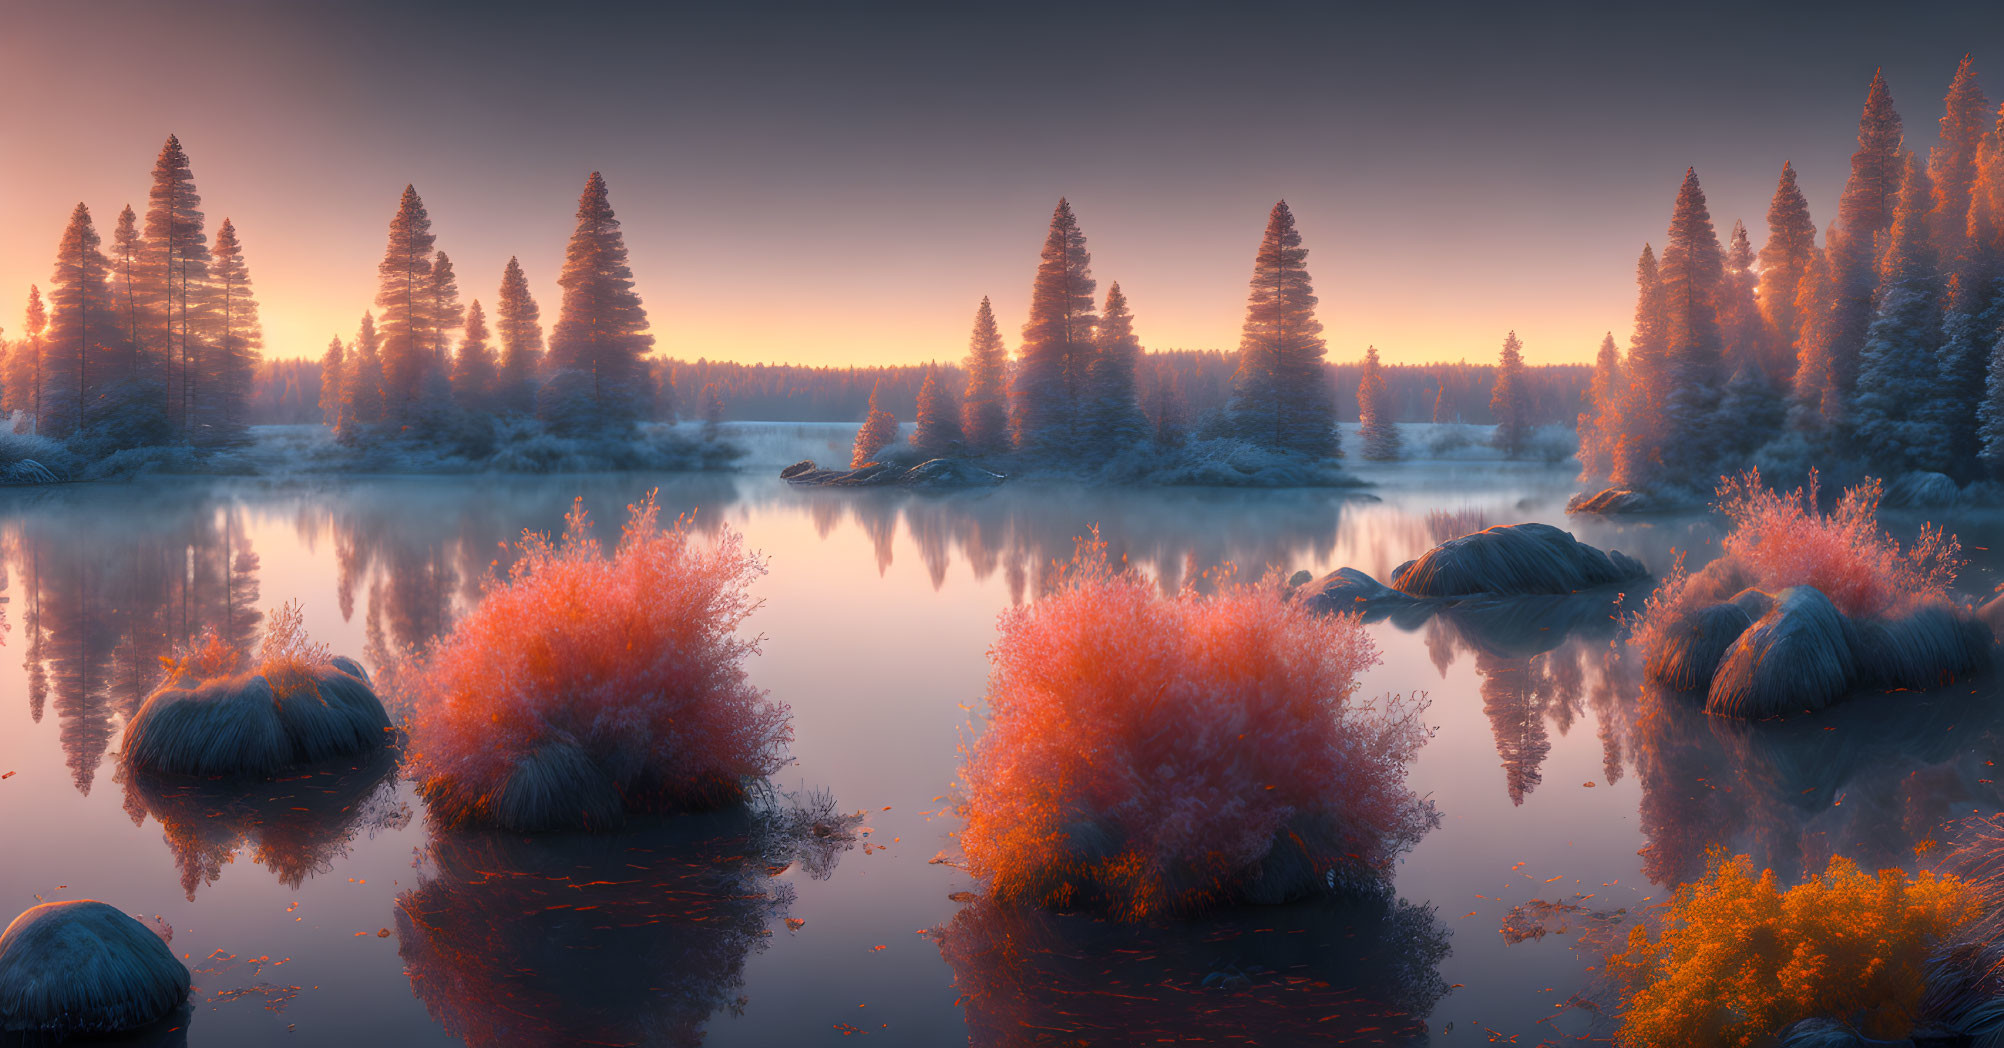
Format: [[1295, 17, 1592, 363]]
[[1605, 854, 1977, 1048], [956, 532, 1435, 920]]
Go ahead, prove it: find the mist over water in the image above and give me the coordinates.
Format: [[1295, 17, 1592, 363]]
[[2, 441, 2001, 1045]]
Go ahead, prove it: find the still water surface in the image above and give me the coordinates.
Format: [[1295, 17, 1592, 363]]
[[2, 433, 2000, 1046]]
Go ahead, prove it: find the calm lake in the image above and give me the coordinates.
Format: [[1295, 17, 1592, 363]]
[[3, 426, 2001, 1047]]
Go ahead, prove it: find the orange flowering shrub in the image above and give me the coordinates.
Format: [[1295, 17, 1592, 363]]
[[408, 494, 789, 828], [1605, 854, 1977, 1048], [957, 533, 1435, 920], [159, 627, 245, 682]]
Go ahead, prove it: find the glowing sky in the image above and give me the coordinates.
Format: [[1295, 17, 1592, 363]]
[[2, 1, 2001, 366]]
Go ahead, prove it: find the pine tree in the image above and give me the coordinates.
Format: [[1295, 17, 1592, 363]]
[[852, 380, 898, 466], [1577, 333, 1624, 481], [449, 299, 496, 412], [1489, 331, 1530, 456], [140, 135, 211, 437], [1227, 200, 1336, 457], [5, 288, 46, 423], [318, 336, 345, 426], [1083, 282, 1149, 452], [700, 383, 725, 442], [1929, 55, 1989, 273], [1612, 244, 1666, 488], [1358, 344, 1401, 460], [42, 203, 114, 440], [911, 365, 964, 456], [203, 218, 259, 446], [960, 296, 1009, 455], [1934, 274, 1995, 478], [1657, 169, 1727, 481], [1855, 152, 1948, 473], [493, 257, 542, 415], [428, 250, 463, 365], [1718, 364, 1786, 462], [1824, 72, 1906, 415], [1718, 220, 1768, 377], [1789, 239, 1845, 438], [338, 314, 385, 442], [110, 204, 144, 346], [375, 185, 436, 424], [544, 172, 653, 432], [1143, 362, 1186, 448], [1010, 199, 1096, 454], [1432, 384, 1448, 424], [1758, 162, 1818, 369]]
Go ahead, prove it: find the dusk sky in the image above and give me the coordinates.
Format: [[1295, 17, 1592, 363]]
[[4, 0, 2003, 366]]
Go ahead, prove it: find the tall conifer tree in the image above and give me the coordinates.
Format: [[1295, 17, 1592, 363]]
[[339, 313, 385, 441], [1489, 331, 1530, 456], [1854, 152, 1948, 472], [110, 205, 144, 347], [318, 336, 345, 426], [451, 299, 496, 411], [960, 296, 1009, 454], [1929, 55, 1989, 272], [1010, 199, 1096, 453], [493, 257, 542, 414], [1757, 162, 1818, 376], [42, 203, 113, 440], [1358, 344, 1401, 460], [1612, 245, 1666, 487], [375, 185, 436, 424], [141, 135, 210, 436], [544, 172, 653, 430], [5, 288, 46, 423], [1657, 169, 1727, 479], [204, 218, 259, 446], [911, 365, 963, 456], [1824, 72, 1905, 414], [1083, 282, 1149, 452], [1227, 201, 1335, 457], [851, 380, 897, 466]]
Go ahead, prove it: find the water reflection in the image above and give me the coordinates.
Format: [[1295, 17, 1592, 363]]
[[935, 892, 1452, 1045], [394, 801, 854, 1048]]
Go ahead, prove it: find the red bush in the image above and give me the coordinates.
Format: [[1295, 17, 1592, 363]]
[[956, 532, 1435, 920], [407, 494, 789, 829]]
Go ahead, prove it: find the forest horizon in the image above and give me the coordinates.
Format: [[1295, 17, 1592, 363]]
[[3, 1, 2002, 369]]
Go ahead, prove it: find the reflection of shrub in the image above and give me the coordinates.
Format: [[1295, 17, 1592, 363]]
[[936, 889, 1450, 1046], [1604, 854, 1975, 1048], [408, 495, 789, 831], [957, 533, 1435, 920]]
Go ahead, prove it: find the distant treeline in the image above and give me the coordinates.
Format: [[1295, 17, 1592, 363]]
[[250, 354, 1590, 427]]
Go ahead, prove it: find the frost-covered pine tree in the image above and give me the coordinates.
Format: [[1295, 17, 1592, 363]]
[[451, 299, 496, 412], [1656, 169, 1727, 483], [1929, 55, 1988, 271], [1010, 199, 1095, 454], [140, 135, 211, 437], [1143, 362, 1186, 448], [42, 203, 114, 439], [1612, 245, 1666, 488], [1788, 241, 1845, 439], [318, 336, 345, 426], [911, 365, 963, 456], [1576, 333, 1624, 481], [1228, 201, 1336, 457], [1978, 323, 2004, 470], [1758, 162, 1818, 368], [338, 313, 386, 442], [1853, 152, 1948, 474], [1488, 331, 1530, 456], [5, 288, 45, 422], [204, 218, 260, 446], [1823, 72, 1905, 415], [852, 380, 898, 466], [110, 204, 145, 347], [494, 257, 542, 415], [544, 172, 653, 432], [700, 383, 725, 441], [375, 185, 436, 424], [1082, 282, 1149, 453], [1358, 344, 1401, 460], [960, 296, 1009, 455], [1932, 276, 1995, 477], [1718, 364, 1785, 462], [1718, 220, 1768, 379], [428, 250, 463, 366]]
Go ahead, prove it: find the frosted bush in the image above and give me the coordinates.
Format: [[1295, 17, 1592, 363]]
[[407, 494, 789, 830], [956, 532, 1436, 919]]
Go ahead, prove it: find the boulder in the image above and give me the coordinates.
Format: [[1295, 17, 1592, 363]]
[[1645, 601, 1755, 692], [1884, 471, 1959, 509], [1566, 487, 1654, 515], [780, 457, 1005, 490], [1708, 587, 1861, 718], [1389, 523, 1647, 598], [0, 901, 189, 1037]]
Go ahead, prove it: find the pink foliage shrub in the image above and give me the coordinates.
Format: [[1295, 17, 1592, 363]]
[[408, 494, 789, 830], [1635, 469, 1964, 663], [956, 532, 1436, 920]]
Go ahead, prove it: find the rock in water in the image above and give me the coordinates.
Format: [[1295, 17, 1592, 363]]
[[1708, 587, 1860, 718], [1566, 487, 1654, 515], [1389, 523, 1646, 598], [1884, 471, 1958, 509], [0, 901, 190, 1037], [780, 457, 1005, 490], [1645, 601, 1755, 692]]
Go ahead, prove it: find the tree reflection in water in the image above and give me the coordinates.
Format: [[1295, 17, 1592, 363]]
[[935, 890, 1451, 1046]]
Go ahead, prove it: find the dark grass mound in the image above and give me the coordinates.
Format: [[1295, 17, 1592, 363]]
[[781, 457, 1006, 489], [1566, 487, 1656, 515], [0, 901, 189, 1038], [121, 660, 390, 778], [1644, 602, 1754, 692], [934, 890, 1450, 1047], [1705, 586, 1994, 719], [1708, 587, 1861, 718], [395, 798, 856, 1048], [1389, 523, 1646, 598], [117, 746, 405, 900]]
